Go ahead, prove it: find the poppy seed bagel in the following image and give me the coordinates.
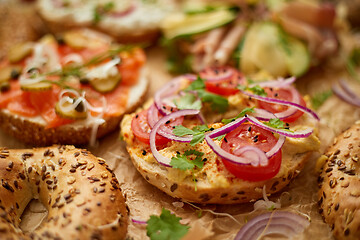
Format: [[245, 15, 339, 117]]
[[0, 145, 128, 239], [318, 122, 360, 240]]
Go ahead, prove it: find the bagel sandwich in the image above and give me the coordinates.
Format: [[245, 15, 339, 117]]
[[0, 29, 148, 146], [37, 0, 178, 44], [0, 145, 128, 240], [318, 122, 360, 240], [161, 0, 338, 75], [120, 67, 320, 204]]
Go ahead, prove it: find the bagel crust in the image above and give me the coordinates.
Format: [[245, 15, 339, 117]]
[[318, 122, 360, 240], [0, 145, 128, 239], [120, 106, 320, 204]]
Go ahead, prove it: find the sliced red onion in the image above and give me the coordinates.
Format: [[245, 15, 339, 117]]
[[147, 104, 160, 128], [241, 87, 320, 120], [247, 116, 313, 138], [205, 135, 268, 166], [131, 218, 147, 225], [199, 66, 235, 82], [150, 109, 200, 167], [249, 77, 296, 88], [208, 117, 248, 138], [108, 3, 136, 18], [154, 76, 188, 115], [332, 82, 360, 107], [265, 135, 286, 158], [251, 108, 277, 121], [234, 211, 310, 240], [183, 74, 197, 81]]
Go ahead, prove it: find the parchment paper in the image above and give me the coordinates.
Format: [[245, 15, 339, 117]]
[[0, 1, 354, 239]]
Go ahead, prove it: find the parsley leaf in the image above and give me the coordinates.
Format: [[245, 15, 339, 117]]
[[221, 107, 255, 124], [174, 93, 202, 110], [237, 84, 267, 97], [264, 118, 288, 130], [173, 125, 212, 145], [182, 76, 228, 113], [311, 90, 332, 110], [147, 208, 189, 240], [214, 134, 226, 141], [170, 150, 204, 170]]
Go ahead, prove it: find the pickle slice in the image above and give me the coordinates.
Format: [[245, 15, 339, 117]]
[[8, 42, 34, 63], [20, 81, 53, 91], [90, 74, 121, 93], [55, 99, 87, 120], [63, 29, 112, 50]]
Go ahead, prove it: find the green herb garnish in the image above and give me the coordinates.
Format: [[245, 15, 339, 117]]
[[170, 150, 204, 170], [221, 107, 255, 124], [264, 118, 288, 130], [238, 84, 267, 97], [173, 124, 213, 145], [146, 208, 189, 240], [311, 90, 332, 110]]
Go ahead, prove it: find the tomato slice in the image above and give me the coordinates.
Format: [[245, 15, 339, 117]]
[[200, 67, 244, 96], [220, 124, 282, 181], [257, 87, 306, 123], [131, 108, 183, 145]]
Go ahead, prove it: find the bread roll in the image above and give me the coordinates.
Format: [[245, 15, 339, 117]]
[[318, 122, 360, 240]]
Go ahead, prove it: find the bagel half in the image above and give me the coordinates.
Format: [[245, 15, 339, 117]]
[[0, 71, 148, 146], [120, 105, 320, 204], [0, 30, 148, 146], [0, 145, 128, 239], [36, 0, 177, 43], [318, 122, 360, 240]]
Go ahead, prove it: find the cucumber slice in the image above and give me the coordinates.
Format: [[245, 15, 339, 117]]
[[21, 81, 53, 91], [90, 74, 121, 93], [284, 36, 310, 77], [240, 22, 310, 77], [8, 42, 33, 63], [161, 9, 236, 39], [55, 99, 87, 120]]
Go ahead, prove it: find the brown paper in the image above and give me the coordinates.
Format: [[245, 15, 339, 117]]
[[12, 47, 344, 240]]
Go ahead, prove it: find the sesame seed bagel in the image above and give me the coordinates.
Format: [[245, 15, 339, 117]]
[[0, 70, 148, 146], [120, 106, 320, 204], [36, 0, 177, 44], [0, 145, 128, 240], [318, 122, 360, 240]]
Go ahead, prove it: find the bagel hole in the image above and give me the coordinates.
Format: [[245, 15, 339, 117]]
[[20, 199, 48, 232]]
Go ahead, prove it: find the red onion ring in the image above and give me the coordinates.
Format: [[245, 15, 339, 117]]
[[241, 87, 320, 120], [147, 104, 160, 128], [108, 3, 136, 18], [332, 80, 360, 107], [154, 76, 190, 115], [199, 66, 235, 82], [131, 218, 147, 225], [249, 77, 296, 88], [247, 116, 313, 138], [265, 135, 286, 158], [205, 135, 269, 167], [251, 108, 278, 121], [150, 109, 200, 167], [234, 211, 310, 240]]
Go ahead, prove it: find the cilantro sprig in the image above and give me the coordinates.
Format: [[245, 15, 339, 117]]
[[175, 76, 229, 113], [264, 118, 290, 130], [147, 208, 189, 240], [173, 124, 213, 145], [170, 150, 204, 170]]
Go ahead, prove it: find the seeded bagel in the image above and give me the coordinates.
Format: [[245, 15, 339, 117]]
[[0, 145, 128, 239], [0, 69, 148, 146], [120, 106, 320, 204], [318, 122, 360, 240]]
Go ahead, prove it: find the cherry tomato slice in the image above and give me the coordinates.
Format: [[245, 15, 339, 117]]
[[200, 66, 244, 96], [131, 108, 183, 145], [221, 124, 282, 181], [257, 87, 306, 123]]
